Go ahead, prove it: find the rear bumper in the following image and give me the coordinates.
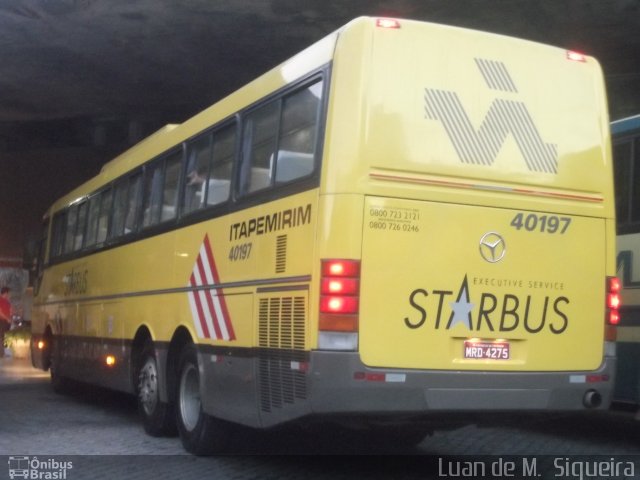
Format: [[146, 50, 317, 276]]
[[309, 351, 615, 413]]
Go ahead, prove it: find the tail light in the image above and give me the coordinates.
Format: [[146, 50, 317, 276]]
[[605, 276, 621, 341], [319, 259, 360, 351]]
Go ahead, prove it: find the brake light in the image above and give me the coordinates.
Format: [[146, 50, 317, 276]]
[[319, 259, 360, 351], [566, 50, 587, 62], [606, 276, 621, 325]]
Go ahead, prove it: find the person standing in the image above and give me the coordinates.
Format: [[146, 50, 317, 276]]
[[0, 287, 11, 358]]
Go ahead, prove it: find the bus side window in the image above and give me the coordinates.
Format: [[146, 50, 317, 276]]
[[63, 204, 78, 254], [50, 211, 67, 259], [111, 179, 129, 238], [142, 162, 163, 228], [207, 124, 235, 205], [124, 172, 142, 233], [97, 188, 112, 244], [275, 80, 322, 184], [162, 152, 182, 221], [74, 201, 88, 251], [85, 193, 101, 248], [183, 134, 212, 215], [239, 102, 278, 195]]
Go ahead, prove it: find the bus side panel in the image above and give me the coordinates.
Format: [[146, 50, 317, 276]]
[[174, 190, 318, 427]]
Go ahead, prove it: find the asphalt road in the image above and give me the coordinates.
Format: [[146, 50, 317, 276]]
[[1, 357, 639, 480]]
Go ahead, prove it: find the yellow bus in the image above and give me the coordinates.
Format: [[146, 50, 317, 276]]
[[611, 114, 640, 404], [31, 17, 618, 454]]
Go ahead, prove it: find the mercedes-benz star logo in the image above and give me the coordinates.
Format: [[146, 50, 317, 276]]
[[479, 232, 506, 263]]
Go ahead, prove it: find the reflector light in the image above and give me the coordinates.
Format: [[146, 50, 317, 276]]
[[319, 314, 358, 332], [376, 18, 401, 29], [566, 50, 587, 62], [37, 340, 45, 350], [105, 355, 116, 367]]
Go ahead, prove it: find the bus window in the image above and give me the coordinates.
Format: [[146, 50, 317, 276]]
[[161, 152, 181, 222], [124, 172, 142, 233], [207, 124, 235, 205], [96, 188, 112, 244], [50, 211, 66, 259], [183, 125, 235, 211], [239, 102, 278, 195], [74, 201, 88, 251], [111, 179, 129, 238], [85, 193, 101, 248], [142, 162, 163, 228], [183, 134, 212, 214], [275, 80, 322, 183], [63, 204, 78, 254]]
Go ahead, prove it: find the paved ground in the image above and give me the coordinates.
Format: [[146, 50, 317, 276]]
[[1, 356, 640, 480]]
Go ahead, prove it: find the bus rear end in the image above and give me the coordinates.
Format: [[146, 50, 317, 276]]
[[311, 18, 617, 418]]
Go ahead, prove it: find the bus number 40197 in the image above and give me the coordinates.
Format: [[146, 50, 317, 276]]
[[510, 213, 571, 234]]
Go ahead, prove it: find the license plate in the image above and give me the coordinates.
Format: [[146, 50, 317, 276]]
[[463, 341, 510, 360]]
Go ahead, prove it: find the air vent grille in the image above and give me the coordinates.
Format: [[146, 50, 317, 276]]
[[258, 296, 307, 413]]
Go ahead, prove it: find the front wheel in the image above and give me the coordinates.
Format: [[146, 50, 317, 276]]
[[137, 342, 176, 436], [176, 343, 234, 455]]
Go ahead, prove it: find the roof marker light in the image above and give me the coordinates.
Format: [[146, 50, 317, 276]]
[[376, 18, 401, 29], [567, 50, 587, 62]]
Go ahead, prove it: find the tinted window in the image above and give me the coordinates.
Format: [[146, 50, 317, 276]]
[[238, 78, 323, 196], [85, 194, 101, 248], [183, 124, 235, 213], [97, 188, 112, 244], [124, 172, 142, 233], [183, 134, 212, 215], [111, 179, 129, 238], [275, 81, 322, 183], [240, 102, 278, 195], [63, 205, 78, 254], [74, 201, 88, 250], [142, 162, 163, 228], [162, 152, 181, 222]]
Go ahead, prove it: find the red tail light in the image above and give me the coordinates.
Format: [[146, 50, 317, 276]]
[[606, 276, 621, 331], [319, 259, 360, 350], [320, 260, 360, 316]]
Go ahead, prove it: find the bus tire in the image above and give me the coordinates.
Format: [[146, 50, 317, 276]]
[[137, 342, 176, 436], [176, 343, 233, 455]]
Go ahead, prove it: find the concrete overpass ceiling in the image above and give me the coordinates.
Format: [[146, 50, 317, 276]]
[[0, 0, 638, 125], [1, 0, 639, 258]]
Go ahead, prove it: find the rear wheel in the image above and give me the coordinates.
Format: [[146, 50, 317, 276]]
[[137, 342, 176, 436], [176, 343, 234, 455]]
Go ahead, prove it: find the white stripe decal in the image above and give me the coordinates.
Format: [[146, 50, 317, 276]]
[[188, 235, 235, 341]]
